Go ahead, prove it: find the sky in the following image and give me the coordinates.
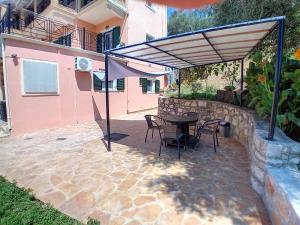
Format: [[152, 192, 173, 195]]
[[167, 7, 176, 17]]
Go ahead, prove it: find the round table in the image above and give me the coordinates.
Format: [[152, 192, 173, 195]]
[[162, 114, 198, 145]]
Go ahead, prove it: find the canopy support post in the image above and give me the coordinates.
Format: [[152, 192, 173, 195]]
[[268, 19, 285, 140], [240, 59, 244, 107], [105, 53, 111, 151], [178, 70, 181, 99]]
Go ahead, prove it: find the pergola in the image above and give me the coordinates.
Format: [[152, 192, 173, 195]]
[[105, 16, 285, 151]]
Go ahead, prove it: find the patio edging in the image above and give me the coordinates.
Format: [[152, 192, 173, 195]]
[[158, 96, 300, 225]]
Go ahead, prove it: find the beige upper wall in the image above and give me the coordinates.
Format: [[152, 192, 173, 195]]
[[126, 0, 167, 44], [48, 0, 167, 46]]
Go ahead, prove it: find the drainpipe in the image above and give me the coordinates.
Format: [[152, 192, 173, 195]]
[[1, 40, 12, 131]]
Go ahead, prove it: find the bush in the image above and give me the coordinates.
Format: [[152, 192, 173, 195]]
[[244, 52, 300, 142]]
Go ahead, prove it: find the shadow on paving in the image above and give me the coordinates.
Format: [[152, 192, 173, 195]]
[[98, 118, 270, 225]]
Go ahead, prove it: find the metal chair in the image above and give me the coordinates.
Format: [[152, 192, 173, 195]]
[[183, 112, 199, 136], [159, 125, 185, 160], [196, 119, 221, 152], [144, 115, 165, 143]]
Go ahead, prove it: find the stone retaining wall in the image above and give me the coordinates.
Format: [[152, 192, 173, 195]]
[[158, 96, 300, 225]]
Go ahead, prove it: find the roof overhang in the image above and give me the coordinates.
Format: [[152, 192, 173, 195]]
[[107, 16, 285, 69]]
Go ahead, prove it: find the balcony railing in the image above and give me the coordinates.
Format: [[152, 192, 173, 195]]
[[0, 5, 102, 52]]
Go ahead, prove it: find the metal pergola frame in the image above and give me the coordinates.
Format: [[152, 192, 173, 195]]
[[104, 16, 285, 151]]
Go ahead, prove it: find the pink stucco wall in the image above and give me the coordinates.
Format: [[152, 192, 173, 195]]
[[4, 38, 165, 135]]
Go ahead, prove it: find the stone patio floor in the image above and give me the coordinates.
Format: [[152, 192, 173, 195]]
[[0, 109, 270, 225]]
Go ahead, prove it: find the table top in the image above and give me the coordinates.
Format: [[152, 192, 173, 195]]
[[162, 114, 198, 124]]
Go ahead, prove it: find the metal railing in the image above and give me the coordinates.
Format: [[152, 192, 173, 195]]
[[0, 5, 102, 53]]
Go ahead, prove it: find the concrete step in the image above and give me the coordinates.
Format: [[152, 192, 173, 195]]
[[0, 121, 10, 138]]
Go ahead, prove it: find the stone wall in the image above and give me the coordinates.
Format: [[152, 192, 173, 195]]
[[158, 96, 300, 225]]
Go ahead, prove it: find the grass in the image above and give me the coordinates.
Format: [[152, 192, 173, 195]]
[[0, 176, 100, 225]]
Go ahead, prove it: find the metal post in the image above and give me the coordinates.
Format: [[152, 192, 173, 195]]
[[7, 3, 11, 34], [268, 19, 285, 140], [178, 70, 181, 98], [82, 27, 86, 50], [240, 59, 244, 106], [105, 53, 111, 151]]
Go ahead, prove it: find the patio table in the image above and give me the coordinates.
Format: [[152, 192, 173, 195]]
[[162, 114, 198, 146]]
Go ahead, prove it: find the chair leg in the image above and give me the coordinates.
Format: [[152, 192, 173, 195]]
[[177, 141, 181, 160], [216, 133, 219, 146], [159, 141, 162, 157], [145, 129, 149, 143], [213, 134, 216, 153], [152, 129, 154, 139]]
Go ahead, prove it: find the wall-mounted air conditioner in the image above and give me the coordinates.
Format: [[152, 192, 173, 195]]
[[75, 57, 92, 72]]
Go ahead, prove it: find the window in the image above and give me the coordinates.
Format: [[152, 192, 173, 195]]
[[93, 71, 125, 92], [97, 26, 121, 53], [104, 31, 113, 51], [53, 34, 72, 47], [141, 78, 160, 94], [22, 59, 58, 94], [146, 33, 155, 41], [102, 80, 116, 91], [147, 79, 155, 93]]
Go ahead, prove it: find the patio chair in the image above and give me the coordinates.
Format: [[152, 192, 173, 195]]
[[183, 112, 199, 136], [144, 115, 166, 143], [196, 119, 221, 152], [159, 125, 185, 160]]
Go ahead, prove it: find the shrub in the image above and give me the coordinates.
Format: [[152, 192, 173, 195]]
[[245, 52, 300, 141]]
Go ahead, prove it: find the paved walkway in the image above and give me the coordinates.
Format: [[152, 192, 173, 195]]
[[0, 110, 270, 225]]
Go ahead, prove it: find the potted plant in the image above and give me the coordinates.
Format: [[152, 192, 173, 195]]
[[216, 62, 240, 104]]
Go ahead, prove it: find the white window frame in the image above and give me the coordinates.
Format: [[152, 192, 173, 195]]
[[147, 78, 156, 94], [21, 58, 59, 96], [102, 79, 118, 92]]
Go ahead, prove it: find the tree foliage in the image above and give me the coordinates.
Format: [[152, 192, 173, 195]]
[[168, 7, 214, 35], [213, 0, 300, 50]]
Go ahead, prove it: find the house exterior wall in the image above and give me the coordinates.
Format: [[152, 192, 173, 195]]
[[3, 38, 165, 135]]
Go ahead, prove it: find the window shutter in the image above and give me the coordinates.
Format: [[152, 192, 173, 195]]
[[96, 33, 102, 53], [141, 78, 148, 93], [117, 78, 125, 91], [155, 80, 160, 94], [112, 26, 120, 48], [93, 73, 102, 91]]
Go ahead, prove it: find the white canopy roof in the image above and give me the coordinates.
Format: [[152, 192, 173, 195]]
[[108, 17, 284, 69]]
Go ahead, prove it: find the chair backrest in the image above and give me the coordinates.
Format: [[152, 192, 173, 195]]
[[202, 119, 221, 132], [163, 125, 178, 139], [145, 115, 155, 128]]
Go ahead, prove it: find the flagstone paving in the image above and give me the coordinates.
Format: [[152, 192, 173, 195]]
[[0, 109, 270, 225]]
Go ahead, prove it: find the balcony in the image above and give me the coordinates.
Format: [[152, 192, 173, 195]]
[[35, 0, 127, 25], [77, 0, 127, 24], [0, 5, 120, 53]]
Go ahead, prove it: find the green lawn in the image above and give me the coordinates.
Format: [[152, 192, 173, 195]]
[[0, 176, 99, 225]]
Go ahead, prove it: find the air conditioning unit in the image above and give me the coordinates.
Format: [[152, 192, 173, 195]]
[[75, 57, 92, 72]]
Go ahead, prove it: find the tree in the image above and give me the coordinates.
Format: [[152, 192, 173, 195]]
[[213, 0, 300, 51], [168, 7, 214, 35]]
